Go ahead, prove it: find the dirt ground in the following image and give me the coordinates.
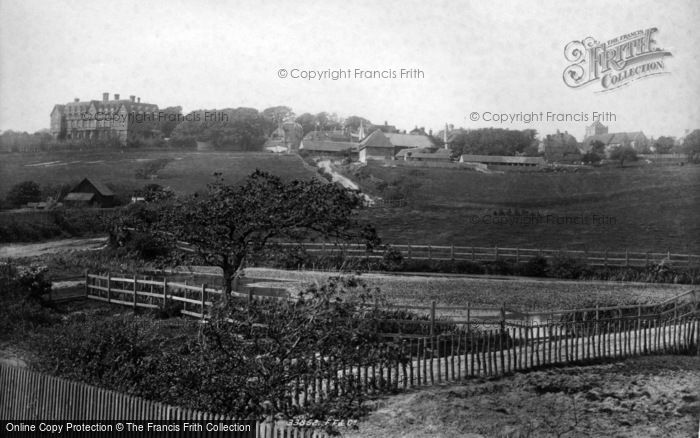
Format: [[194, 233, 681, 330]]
[[341, 355, 700, 438]]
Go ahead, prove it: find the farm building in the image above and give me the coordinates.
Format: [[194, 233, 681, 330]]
[[358, 130, 435, 163], [543, 131, 582, 164], [396, 148, 452, 162], [299, 140, 358, 156], [62, 177, 116, 208], [459, 154, 545, 170]]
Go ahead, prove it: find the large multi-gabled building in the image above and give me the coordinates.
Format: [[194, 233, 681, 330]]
[[50, 92, 159, 144]]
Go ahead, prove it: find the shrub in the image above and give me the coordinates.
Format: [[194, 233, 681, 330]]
[[517, 255, 549, 277], [546, 255, 588, 279], [380, 245, 404, 271], [6, 180, 42, 207]]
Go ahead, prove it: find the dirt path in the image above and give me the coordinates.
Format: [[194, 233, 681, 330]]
[[341, 355, 700, 438], [0, 236, 108, 258]]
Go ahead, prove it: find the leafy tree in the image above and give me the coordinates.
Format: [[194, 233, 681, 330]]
[[450, 128, 538, 157], [295, 113, 317, 136], [148, 171, 378, 297], [581, 152, 601, 164], [262, 106, 295, 136], [609, 146, 638, 168], [590, 140, 606, 155], [344, 116, 372, 132], [653, 136, 675, 154], [156, 106, 183, 138], [683, 129, 700, 163], [170, 108, 267, 151], [6, 181, 42, 207]]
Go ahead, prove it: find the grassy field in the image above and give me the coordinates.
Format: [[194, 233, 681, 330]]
[[349, 162, 700, 253], [0, 150, 318, 198]]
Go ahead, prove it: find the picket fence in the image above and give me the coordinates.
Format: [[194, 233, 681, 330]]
[[84, 271, 700, 408], [286, 242, 700, 268], [0, 364, 328, 438]]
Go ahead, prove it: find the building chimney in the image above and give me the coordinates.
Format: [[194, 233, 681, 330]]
[[114, 93, 120, 100], [102, 92, 109, 102], [74, 98, 79, 102], [137, 97, 140, 103], [130, 95, 135, 102], [384, 121, 388, 126]]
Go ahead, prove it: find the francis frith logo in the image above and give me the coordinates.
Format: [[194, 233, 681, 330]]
[[563, 28, 672, 92]]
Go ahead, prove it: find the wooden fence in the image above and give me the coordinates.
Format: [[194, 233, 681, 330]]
[[84, 270, 700, 408], [0, 364, 328, 438], [284, 242, 700, 268], [85, 272, 290, 320]]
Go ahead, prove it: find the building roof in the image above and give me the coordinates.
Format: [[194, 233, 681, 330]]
[[71, 177, 115, 196], [385, 133, 434, 149], [460, 155, 545, 165], [359, 130, 394, 149], [301, 140, 358, 153], [64, 192, 95, 202]]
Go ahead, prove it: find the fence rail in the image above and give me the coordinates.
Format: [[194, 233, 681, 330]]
[[283, 242, 700, 268], [0, 364, 328, 438]]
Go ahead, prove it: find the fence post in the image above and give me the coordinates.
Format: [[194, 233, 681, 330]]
[[133, 273, 138, 312], [494, 246, 499, 260], [625, 249, 629, 267], [407, 242, 412, 261], [84, 270, 89, 297], [163, 277, 168, 303], [107, 272, 111, 303], [604, 249, 608, 266], [471, 247, 475, 261], [466, 302, 471, 334], [451, 244, 455, 260], [430, 301, 436, 337], [516, 248, 520, 264], [201, 284, 207, 320], [428, 245, 432, 261], [646, 252, 649, 266], [500, 303, 506, 333]]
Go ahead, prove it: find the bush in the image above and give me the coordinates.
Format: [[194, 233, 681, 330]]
[[380, 246, 404, 271], [517, 255, 549, 277], [546, 255, 588, 279], [6, 180, 42, 207]]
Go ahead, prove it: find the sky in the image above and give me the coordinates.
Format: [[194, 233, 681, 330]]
[[1, 0, 698, 140]]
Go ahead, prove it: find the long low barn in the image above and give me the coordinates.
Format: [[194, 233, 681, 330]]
[[459, 154, 546, 169]]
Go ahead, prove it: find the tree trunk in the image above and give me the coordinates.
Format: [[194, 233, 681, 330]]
[[222, 263, 235, 303]]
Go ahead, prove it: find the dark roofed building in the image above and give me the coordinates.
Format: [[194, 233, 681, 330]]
[[63, 177, 116, 208], [359, 130, 436, 163]]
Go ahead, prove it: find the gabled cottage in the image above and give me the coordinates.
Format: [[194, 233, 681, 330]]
[[63, 177, 116, 208]]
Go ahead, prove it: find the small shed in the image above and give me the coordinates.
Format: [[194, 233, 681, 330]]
[[63, 177, 116, 208]]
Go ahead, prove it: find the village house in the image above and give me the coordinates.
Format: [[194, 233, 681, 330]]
[[62, 177, 116, 208], [358, 130, 435, 163], [299, 129, 359, 157]]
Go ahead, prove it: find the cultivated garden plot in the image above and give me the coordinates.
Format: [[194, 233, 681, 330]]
[[244, 268, 690, 311]]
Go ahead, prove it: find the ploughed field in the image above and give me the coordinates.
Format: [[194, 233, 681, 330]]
[[342, 355, 700, 438]]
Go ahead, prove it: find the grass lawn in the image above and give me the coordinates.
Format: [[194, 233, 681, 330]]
[[0, 150, 318, 198], [349, 163, 700, 253]]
